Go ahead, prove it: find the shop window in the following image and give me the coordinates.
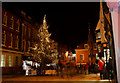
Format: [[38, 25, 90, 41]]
[[3, 12, 7, 26], [107, 49, 110, 62], [104, 49, 107, 64], [2, 31, 6, 46], [1, 55, 5, 67], [9, 56, 12, 67], [80, 54, 84, 60], [16, 20, 20, 31], [10, 16, 14, 29], [9, 33, 13, 47], [15, 36, 19, 48]]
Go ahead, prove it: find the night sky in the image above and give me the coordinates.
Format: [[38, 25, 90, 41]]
[[3, 2, 100, 51]]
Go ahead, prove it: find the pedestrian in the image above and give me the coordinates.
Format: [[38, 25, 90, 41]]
[[98, 57, 105, 80], [94, 63, 99, 74], [58, 60, 64, 78], [85, 63, 89, 75], [88, 63, 91, 74]]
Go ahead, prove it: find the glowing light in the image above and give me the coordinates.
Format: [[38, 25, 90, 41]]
[[65, 51, 69, 58]]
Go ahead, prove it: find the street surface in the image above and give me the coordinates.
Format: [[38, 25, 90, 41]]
[[2, 73, 112, 83]]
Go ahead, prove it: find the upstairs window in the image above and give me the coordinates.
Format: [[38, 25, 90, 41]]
[[84, 44, 89, 49], [23, 40, 26, 52], [15, 36, 19, 49], [28, 28, 31, 38], [22, 24, 26, 38], [96, 32, 101, 39], [10, 16, 14, 29], [3, 12, 7, 26], [16, 20, 20, 31], [27, 41, 30, 52], [9, 33, 13, 47], [2, 31, 6, 46]]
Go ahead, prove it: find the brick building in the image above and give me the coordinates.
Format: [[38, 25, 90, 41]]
[[1, 5, 39, 74], [75, 44, 97, 66]]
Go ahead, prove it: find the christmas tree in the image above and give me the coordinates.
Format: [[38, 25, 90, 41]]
[[30, 15, 57, 66]]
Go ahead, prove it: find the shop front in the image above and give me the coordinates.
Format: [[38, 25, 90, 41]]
[[1, 49, 23, 75]]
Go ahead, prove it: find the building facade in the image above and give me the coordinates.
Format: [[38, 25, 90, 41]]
[[1, 6, 39, 74], [75, 44, 97, 66], [95, 2, 111, 64]]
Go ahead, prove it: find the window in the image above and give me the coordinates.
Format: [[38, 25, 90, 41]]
[[22, 24, 26, 38], [107, 49, 110, 62], [10, 16, 14, 29], [9, 33, 13, 47], [96, 32, 101, 39], [15, 36, 19, 48], [15, 56, 18, 66], [28, 28, 31, 38], [9, 56, 12, 67], [1, 55, 5, 67], [27, 41, 30, 52], [84, 44, 89, 49], [98, 44, 101, 53], [80, 54, 84, 60], [23, 40, 26, 52], [3, 12, 7, 25], [16, 20, 20, 31], [2, 31, 6, 46]]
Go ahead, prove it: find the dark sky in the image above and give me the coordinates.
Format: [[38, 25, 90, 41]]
[[3, 2, 100, 51]]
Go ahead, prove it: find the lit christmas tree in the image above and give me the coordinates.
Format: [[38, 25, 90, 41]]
[[30, 15, 57, 66]]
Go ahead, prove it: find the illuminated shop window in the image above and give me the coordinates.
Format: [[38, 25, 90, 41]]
[[80, 54, 84, 60], [10, 16, 14, 29], [2, 31, 6, 46], [9, 56, 12, 67], [16, 20, 20, 31], [1, 55, 5, 67], [107, 49, 110, 62], [15, 36, 19, 48], [9, 33, 13, 47], [3, 12, 7, 25]]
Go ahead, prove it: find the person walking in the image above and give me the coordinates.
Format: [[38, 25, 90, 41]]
[[85, 63, 89, 75], [98, 57, 105, 80], [58, 60, 64, 78]]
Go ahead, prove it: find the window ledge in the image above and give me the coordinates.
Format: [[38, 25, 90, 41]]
[[15, 47, 19, 50], [2, 24, 7, 27], [2, 44, 6, 47], [8, 46, 13, 48]]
